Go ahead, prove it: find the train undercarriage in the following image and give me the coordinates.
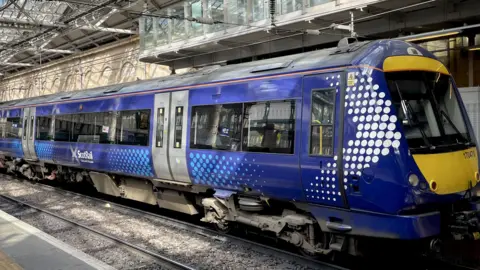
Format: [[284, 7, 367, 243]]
[[0, 156, 341, 256], [2, 155, 480, 261]]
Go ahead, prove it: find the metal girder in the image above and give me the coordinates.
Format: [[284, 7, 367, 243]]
[[0, 16, 57, 27], [0, 0, 144, 75], [0, 16, 136, 74], [11, 0, 40, 25], [0, 62, 33, 67], [26, 48, 75, 54], [0, 22, 38, 31], [0, 0, 138, 63], [78, 25, 137, 34], [95, 8, 118, 26], [0, 15, 136, 34]]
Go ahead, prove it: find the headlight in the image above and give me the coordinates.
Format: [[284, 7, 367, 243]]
[[408, 174, 419, 187]]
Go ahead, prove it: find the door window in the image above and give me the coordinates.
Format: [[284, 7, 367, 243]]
[[310, 89, 335, 156]]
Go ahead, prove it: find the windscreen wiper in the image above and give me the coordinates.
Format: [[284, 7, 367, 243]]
[[428, 74, 470, 145], [394, 82, 433, 149], [439, 109, 470, 145]]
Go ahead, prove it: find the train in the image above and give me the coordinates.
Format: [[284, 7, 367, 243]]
[[0, 38, 479, 256]]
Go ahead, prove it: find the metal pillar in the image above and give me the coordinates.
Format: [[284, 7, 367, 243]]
[[184, 2, 192, 37], [469, 34, 475, 87], [152, 17, 159, 47], [202, 0, 209, 35], [223, 0, 229, 24], [167, 8, 173, 44], [247, 0, 252, 23]]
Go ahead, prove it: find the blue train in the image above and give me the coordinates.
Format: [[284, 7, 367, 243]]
[[0, 38, 479, 256]]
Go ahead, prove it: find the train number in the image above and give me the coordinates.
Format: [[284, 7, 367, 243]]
[[463, 150, 476, 159]]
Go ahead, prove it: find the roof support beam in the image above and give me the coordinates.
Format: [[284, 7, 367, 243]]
[[77, 25, 137, 34], [26, 48, 75, 54], [0, 62, 34, 67], [95, 8, 118, 26], [0, 16, 136, 34]]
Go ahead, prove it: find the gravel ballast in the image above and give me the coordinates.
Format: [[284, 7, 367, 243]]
[[0, 176, 323, 270], [0, 197, 161, 270]]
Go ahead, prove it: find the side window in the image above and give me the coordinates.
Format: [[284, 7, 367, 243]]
[[310, 89, 335, 156], [243, 100, 295, 154], [36, 116, 53, 140], [54, 114, 73, 142], [116, 110, 150, 146], [173, 106, 183, 148], [72, 113, 98, 143], [93, 112, 112, 144], [6, 117, 21, 139], [190, 104, 243, 151], [156, 108, 165, 147]]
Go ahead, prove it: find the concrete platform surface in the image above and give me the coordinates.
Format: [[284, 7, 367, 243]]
[[0, 209, 116, 270]]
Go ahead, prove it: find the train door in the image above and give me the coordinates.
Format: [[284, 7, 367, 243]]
[[167, 90, 190, 183], [21, 107, 38, 161], [300, 73, 348, 208], [152, 92, 173, 180]]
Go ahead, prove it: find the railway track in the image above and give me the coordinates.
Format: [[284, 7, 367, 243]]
[[1, 175, 478, 270], [0, 175, 342, 270], [0, 192, 196, 270]]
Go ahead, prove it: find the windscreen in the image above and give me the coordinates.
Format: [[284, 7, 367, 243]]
[[386, 71, 473, 153]]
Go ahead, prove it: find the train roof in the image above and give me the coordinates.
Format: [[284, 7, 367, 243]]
[[0, 39, 388, 109]]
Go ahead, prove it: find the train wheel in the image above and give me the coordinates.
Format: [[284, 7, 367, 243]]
[[213, 219, 231, 234], [299, 223, 329, 259]]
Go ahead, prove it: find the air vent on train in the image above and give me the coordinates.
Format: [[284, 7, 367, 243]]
[[103, 89, 120, 94], [250, 60, 292, 73]]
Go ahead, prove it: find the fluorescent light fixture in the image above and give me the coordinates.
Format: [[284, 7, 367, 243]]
[[404, 31, 460, 42], [396, 23, 480, 43], [469, 47, 480, 51]]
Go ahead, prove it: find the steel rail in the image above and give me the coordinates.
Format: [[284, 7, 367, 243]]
[[0, 192, 197, 270]]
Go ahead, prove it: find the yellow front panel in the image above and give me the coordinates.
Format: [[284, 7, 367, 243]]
[[383, 56, 450, 75], [413, 147, 479, 195]]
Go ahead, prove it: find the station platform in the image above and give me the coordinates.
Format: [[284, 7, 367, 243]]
[[0, 209, 115, 270]]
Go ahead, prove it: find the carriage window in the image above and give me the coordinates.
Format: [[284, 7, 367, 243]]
[[6, 117, 21, 139], [174, 106, 183, 148], [36, 116, 53, 140], [156, 108, 165, 148], [310, 89, 335, 156], [243, 100, 295, 154], [190, 104, 243, 151], [54, 114, 73, 142], [72, 113, 95, 143], [71, 112, 113, 144], [116, 110, 150, 146]]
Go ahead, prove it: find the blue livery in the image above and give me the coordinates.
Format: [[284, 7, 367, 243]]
[[0, 39, 479, 255]]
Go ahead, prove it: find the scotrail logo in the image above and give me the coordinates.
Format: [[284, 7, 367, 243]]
[[70, 146, 94, 164]]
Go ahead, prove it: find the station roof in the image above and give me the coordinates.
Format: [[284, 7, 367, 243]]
[[0, 0, 174, 76]]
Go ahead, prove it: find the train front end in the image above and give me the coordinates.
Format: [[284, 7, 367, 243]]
[[355, 40, 480, 242]]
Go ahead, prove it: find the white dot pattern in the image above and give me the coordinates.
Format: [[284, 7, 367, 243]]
[[342, 68, 402, 187]]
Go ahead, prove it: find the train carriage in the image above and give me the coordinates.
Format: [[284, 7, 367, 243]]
[[0, 38, 478, 256]]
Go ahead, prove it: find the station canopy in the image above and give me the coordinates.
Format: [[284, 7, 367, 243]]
[[0, 0, 155, 76]]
